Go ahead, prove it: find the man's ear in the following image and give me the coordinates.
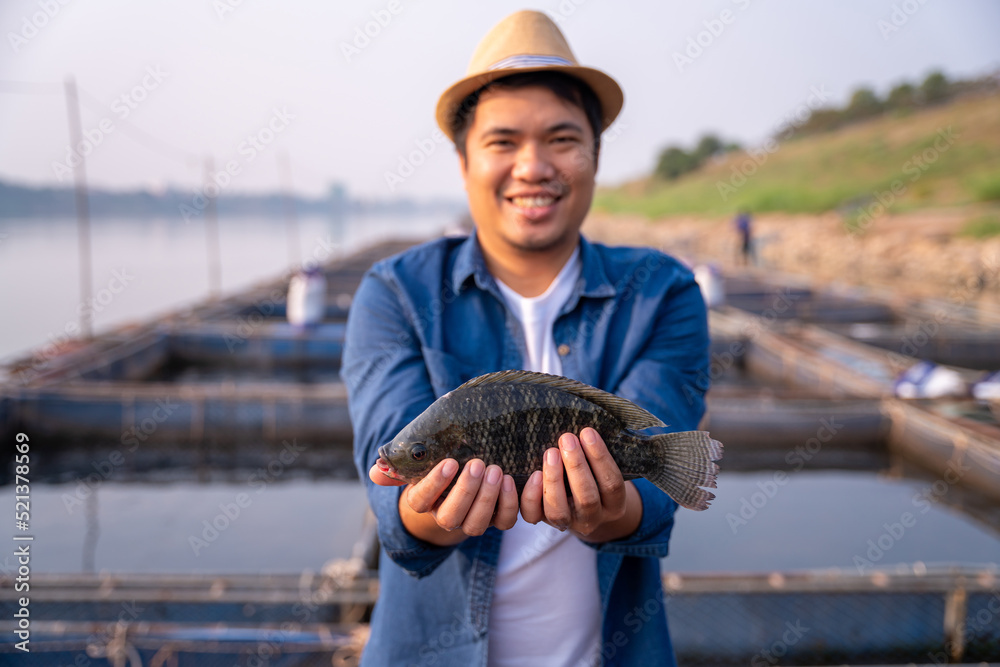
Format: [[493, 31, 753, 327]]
[[457, 147, 469, 191]]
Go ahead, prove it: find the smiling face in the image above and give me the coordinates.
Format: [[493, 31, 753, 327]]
[[459, 85, 598, 266]]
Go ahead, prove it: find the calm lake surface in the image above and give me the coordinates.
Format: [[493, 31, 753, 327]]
[[0, 213, 447, 361], [1, 215, 997, 576], [0, 469, 996, 575]]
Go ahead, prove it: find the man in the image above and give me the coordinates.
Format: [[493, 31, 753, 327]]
[[343, 10, 709, 666], [734, 209, 753, 266]]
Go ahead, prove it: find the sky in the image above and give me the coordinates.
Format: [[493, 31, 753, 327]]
[[1, 0, 999, 202]]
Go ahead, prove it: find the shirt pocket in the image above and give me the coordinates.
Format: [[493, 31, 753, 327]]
[[421, 346, 488, 398]]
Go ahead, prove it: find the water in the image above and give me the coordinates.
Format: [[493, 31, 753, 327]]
[[0, 212, 435, 574], [1, 214, 997, 578], [0, 480, 369, 575], [667, 469, 1000, 573], [0, 468, 996, 575], [0, 213, 448, 362]]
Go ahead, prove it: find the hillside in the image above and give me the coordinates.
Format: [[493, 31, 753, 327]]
[[584, 92, 1000, 302], [595, 91, 1000, 224]]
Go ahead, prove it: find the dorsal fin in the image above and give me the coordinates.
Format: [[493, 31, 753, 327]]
[[457, 370, 666, 430]]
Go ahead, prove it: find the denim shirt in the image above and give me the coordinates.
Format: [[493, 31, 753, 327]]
[[342, 232, 709, 667]]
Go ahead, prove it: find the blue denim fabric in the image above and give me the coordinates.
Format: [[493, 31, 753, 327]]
[[342, 232, 709, 666]]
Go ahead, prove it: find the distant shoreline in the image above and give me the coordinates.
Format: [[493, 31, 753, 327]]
[[0, 179, 464, 220]]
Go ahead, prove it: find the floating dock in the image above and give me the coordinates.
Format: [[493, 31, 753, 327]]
[[2, 565, 998, 665], [2, 238, 999, 665]]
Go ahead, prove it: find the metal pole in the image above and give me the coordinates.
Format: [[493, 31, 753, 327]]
[[203, 157, 222, 298], [943, 585, 967, 662], [277, 150, 301, 269], [83, 487, 98, 573], [64, 77, 93, 339]]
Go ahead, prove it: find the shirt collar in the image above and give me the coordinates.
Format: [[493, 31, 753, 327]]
[[450, 228, 494, 294], [450, 229, 618, 300], [577, 234, 617, 299]]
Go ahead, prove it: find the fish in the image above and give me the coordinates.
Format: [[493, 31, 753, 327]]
[[375, 370, 723, 510]]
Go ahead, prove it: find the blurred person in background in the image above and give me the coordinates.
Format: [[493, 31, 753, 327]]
[[734, 209, 753, 266]]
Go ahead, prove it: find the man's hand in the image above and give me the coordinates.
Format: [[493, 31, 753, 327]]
[[370, 458, 519, 546], [520, 427, 642, 543]]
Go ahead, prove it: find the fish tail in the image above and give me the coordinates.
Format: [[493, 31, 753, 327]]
[[644, 431, 723, 511]]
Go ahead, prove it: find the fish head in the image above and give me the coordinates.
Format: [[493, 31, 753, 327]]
[[375, 421, 473, 484], [375, 439, 436, 483]]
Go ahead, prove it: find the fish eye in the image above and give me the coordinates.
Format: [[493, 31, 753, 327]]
[[411, 444, 427, 461]]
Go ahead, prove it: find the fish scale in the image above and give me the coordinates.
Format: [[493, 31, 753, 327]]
[[377, 370, 723, 510], [428, 382, 644, 486]]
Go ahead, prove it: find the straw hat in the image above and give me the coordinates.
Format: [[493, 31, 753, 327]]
[[435, 10, 624, 141]]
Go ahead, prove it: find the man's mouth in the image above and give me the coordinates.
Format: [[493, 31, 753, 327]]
[[506, 193, 562, 220], [509, 195, 558, 208]]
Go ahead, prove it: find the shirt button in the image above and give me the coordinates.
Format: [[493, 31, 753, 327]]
[[557, 344, 571, 356]]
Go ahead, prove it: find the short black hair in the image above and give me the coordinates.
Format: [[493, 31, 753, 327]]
[[450, 70, 604, 162]]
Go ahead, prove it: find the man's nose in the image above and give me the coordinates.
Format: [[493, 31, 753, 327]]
[[511, 142, 556, 182]]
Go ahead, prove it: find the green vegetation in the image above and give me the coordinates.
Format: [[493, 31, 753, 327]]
[[595, 80, 1000, 220], [886, 83, 916, 109], [781, 70, 966, 139], [958, 213, 1000, 239], [969, 171, 1000, 202], [654, 134, 740, 181]]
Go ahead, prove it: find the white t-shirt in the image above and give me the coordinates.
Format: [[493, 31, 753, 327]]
[[488, 249, 602, 667]]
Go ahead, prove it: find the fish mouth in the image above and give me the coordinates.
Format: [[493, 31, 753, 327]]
[[376, 444, 403, 480]]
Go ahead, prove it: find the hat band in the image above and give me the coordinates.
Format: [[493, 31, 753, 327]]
[[488, 54, 575, 71]]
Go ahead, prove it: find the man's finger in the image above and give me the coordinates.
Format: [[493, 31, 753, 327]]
[[404, 459, 458, 513], [542, 447, 570, 530], [519, 471, 544, 524], [580, 427, 627, 518], [559, 433, 601, 533], [434, 459, 485, 530], [461, 464, 504, 536], [493, 474, 519, 530]]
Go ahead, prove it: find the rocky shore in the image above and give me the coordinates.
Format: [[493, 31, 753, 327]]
[[583, 209, 1000, 309]]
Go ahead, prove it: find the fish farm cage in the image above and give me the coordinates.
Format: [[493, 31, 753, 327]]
[[1, 565, 998, 665], [3, 240, 1000, 666]]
